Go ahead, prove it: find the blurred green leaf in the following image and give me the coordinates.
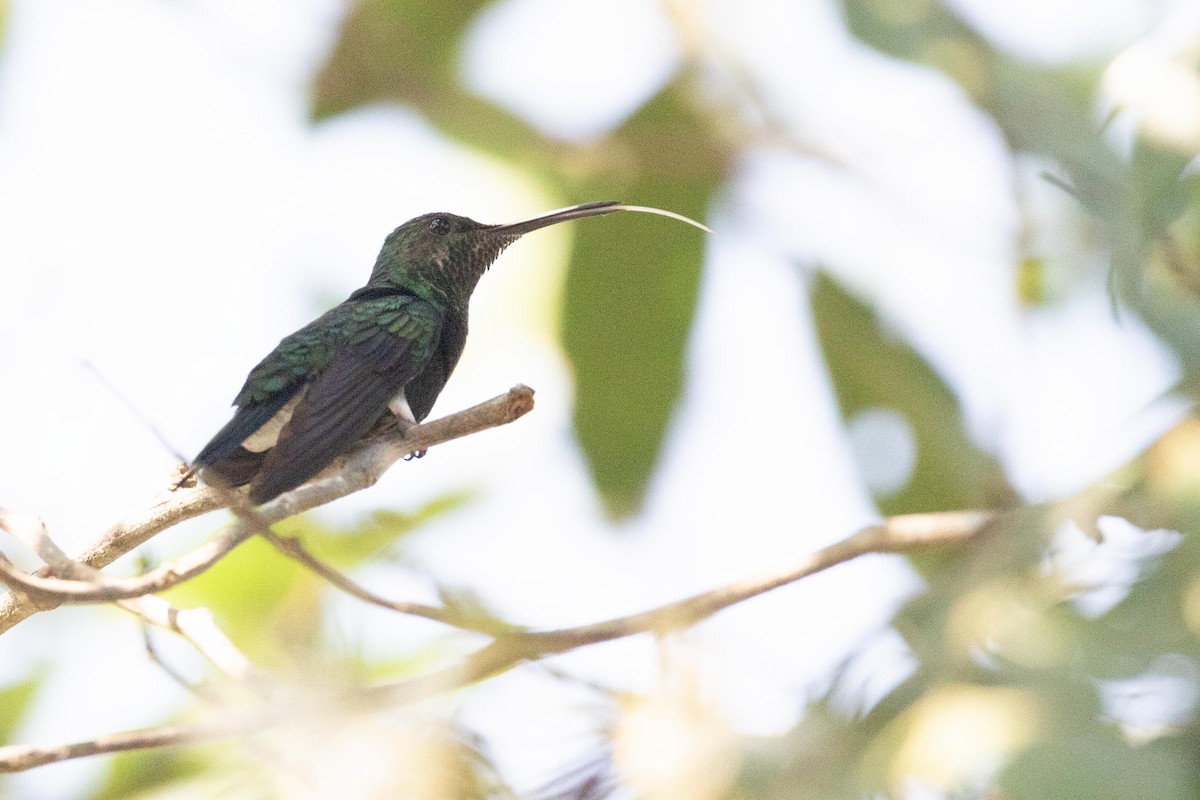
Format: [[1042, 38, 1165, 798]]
[[811, 271, 1012, 514], [284, 490, 474, 567], [1079, 520, 1196, 677], [839, 0, 1137, 246], [839, 0, 1200, 392], [1001, 733, 1197, 800], [840, 0, 1113, 163], [163, 493, 470, 661], [736, 486, 1200, 798], [91, 748, 210, 800], [561, 81, 727, 518], [311, 0, 541, 158], [163, 532, 313, 662], [434, 583, 520, 635], [312, 0, 485, 119], [0, 671, 40, 744], [1116, 171, 1200, 386], [314, 4, 722, 516], [738, 703, 873, 800]]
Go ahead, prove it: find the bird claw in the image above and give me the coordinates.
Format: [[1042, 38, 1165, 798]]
[[403, 449, 427, 461]]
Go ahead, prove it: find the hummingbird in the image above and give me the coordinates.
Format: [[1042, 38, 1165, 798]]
[[188, 200, 708, 504]]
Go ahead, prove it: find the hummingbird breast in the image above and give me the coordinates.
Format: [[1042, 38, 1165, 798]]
[[400, 309, 469, 422]]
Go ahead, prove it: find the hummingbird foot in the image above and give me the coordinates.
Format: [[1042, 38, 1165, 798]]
[[371, 407, 426, 460], [394, 418, 426, 460], [386, 389, 426, 460]]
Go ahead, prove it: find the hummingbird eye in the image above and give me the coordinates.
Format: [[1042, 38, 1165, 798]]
[[428, 216, 449, 234]]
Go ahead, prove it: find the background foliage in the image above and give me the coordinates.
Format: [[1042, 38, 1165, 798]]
[[3, 0, 1200, 798]]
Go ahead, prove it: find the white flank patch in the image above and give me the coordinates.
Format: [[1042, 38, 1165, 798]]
[[242, 388, 307, 452], [388, 387, 417, 425]]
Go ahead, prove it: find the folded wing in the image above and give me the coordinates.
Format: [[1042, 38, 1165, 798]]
[[248, 298, 442, 502]]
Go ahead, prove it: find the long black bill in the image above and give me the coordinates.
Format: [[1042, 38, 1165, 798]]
[[488, 201, 711, 236]]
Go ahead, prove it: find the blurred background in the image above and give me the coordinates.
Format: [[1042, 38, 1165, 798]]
[[2, 0, 1200, 797]]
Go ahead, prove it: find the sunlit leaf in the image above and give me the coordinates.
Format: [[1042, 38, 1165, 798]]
[[561, 80, 727, 517], [811, 271, 1013, 514], [295, 490, 474, 567], [90, 748, 210, 800], [162, 532, 313, 662], [0, 671, 40, 745], [1001, 734, 1197, 800], [161, 492, 471, 661]]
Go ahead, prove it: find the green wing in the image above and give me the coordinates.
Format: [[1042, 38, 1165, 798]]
[[195, 294, 442, 503]]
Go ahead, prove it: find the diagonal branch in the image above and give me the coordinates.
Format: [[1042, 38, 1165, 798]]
[[0, 510, 265, 685], [120, 595, 268, 687], [0, 714, 272, 773], [257, 529, 514, 635], [0, 385, 536, 634], [363, 510, 996, 705], [0, 508, 995, 773]]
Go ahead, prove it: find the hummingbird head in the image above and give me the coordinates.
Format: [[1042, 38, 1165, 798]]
[[368, 200, 710, 306], [368, 201, 624, 304]]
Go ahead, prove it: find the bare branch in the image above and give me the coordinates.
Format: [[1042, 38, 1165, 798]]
[[0, 509, 72, 573], [0, 385, 537, 634], [363, 510, 996, 705], [120, 595, 267, 686], [258, 529, 515, 635], [0, 508, 993, 773], [0, 714, 271, 772], [1, 510, 265, 686]]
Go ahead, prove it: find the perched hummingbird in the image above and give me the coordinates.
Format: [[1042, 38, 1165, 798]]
[[188, 201, 707, 504]]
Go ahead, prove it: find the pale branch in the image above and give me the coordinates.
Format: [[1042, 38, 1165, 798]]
[[119, 595, 267, 686], [363, 510, 997, 705], [0, 508, 995, 772], [257, 529, 515, 635], [0, 509, 74, 574], [143, 623, 209, 696], [0, 714, 272, 772], [1, 508, 266, 685], [0, 510, 150, 605], [0, 385, 537, 634]]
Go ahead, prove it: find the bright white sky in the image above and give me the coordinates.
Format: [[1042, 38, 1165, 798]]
[[0, 0, 1195, 796]]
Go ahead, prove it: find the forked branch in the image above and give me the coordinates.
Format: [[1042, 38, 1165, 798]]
[[0, 508, 995, 773], [0, 385, 537, 634]]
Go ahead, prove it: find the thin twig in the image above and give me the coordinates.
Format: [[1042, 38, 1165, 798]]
[[0, 509, 266, 687], [362, 510, 996, 706], [142, 622, 213, 698], [0, 508, 993, 773], [0, 509, 75, 575], [0, 714, 272, 772], [0, 385, 536, 634], [120, 595, 267, 686], [258, 529, 515, 635], [82, 359, 192, 466]]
